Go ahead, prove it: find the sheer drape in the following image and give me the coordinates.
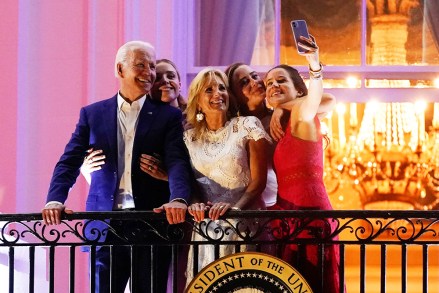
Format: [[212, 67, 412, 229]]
[[197, 0, 265, 66], [425, 0, 439, 49]]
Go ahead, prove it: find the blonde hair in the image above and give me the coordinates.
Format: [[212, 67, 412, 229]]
[[185, 67, 232, 138]]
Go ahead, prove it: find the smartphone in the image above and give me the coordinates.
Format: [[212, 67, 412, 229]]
[[290, 20, 310, 55]]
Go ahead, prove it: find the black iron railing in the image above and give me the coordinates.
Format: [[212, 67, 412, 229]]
[[2, 210, 439, 293]]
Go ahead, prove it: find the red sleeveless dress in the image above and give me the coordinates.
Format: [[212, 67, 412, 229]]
[[272, 117, 344, 293]]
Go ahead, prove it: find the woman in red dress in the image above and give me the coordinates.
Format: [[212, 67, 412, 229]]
[[265, 36, 344, 293]]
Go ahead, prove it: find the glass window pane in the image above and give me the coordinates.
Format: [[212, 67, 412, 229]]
[[367, 1, 439, 65], [280, 0, 361, 66]]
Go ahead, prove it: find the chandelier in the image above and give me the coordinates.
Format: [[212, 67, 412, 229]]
[[320, 0, 439, 210], [323, 102, 439, 210]]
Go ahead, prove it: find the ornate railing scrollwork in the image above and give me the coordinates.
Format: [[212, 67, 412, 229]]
[[3, 210, 439, 247]]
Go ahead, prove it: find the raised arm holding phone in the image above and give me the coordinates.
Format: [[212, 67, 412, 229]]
[[265, 22, 346, 293]]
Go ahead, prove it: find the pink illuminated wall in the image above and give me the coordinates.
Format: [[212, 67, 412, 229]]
[[0, 0, 186, 291], [0, 1, 19, 213], [0, 0, 184, 212]]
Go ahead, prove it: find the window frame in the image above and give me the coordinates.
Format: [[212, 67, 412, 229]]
[[181, 0, 439, 102]]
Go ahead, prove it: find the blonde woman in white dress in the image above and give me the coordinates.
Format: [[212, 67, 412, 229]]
[[184, 67, 272, 290]]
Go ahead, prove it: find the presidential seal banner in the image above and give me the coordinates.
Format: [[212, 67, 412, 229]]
[[185, 252, 313, 293]]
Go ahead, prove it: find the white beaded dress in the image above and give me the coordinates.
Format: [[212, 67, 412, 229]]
[[184, 116, 271, 287]]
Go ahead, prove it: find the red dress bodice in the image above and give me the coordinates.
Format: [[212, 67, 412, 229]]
[[273, 117, 333, 211]]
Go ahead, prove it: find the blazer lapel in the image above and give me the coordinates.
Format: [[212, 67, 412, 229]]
[[104, 96, 118, 165], [134, 96, 158, 146]]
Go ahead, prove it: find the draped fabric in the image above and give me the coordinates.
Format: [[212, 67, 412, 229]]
[[197, 0, 264, 66], [426, 0, 439, 49]]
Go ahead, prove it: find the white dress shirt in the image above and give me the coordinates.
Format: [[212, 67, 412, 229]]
[[113, 93, 146, 209]]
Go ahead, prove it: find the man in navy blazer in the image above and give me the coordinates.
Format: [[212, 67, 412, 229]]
[[42, 41, 192, 292]]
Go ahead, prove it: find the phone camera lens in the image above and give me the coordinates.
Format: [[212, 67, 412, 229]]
[[293, 22, 297, 27]]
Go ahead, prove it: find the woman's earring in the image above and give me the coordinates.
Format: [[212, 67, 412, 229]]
[[196, 111, 204, 122]]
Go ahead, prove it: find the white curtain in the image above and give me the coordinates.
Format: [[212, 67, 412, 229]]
[[196, 0, 265, 66]]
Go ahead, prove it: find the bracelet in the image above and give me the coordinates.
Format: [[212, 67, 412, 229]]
[[309, 72, 323, 80], [309, 62, 323, 73], [309, 63, 323, 80], [231, 207, 241, 211]]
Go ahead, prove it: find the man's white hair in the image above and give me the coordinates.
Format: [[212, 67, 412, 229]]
[[114, 41, 155, 77]]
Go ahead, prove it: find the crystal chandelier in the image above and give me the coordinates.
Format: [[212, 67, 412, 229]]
[[321, 0, 439, 210], [323, 102, 439, 210]]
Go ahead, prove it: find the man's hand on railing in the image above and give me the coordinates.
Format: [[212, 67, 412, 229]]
[[153, 201, 187, 224], [42, 203, 73, 225]]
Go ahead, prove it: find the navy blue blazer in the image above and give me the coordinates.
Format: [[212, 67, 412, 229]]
[[46, 95, 192, 239]]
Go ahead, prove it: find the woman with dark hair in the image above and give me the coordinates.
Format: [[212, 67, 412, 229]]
[[139, 58, 188, 181], [225, 63, 335, 208], [151, 58, 187, 111], [225, 63, 281, 208], [265, 36, 344, 293]]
